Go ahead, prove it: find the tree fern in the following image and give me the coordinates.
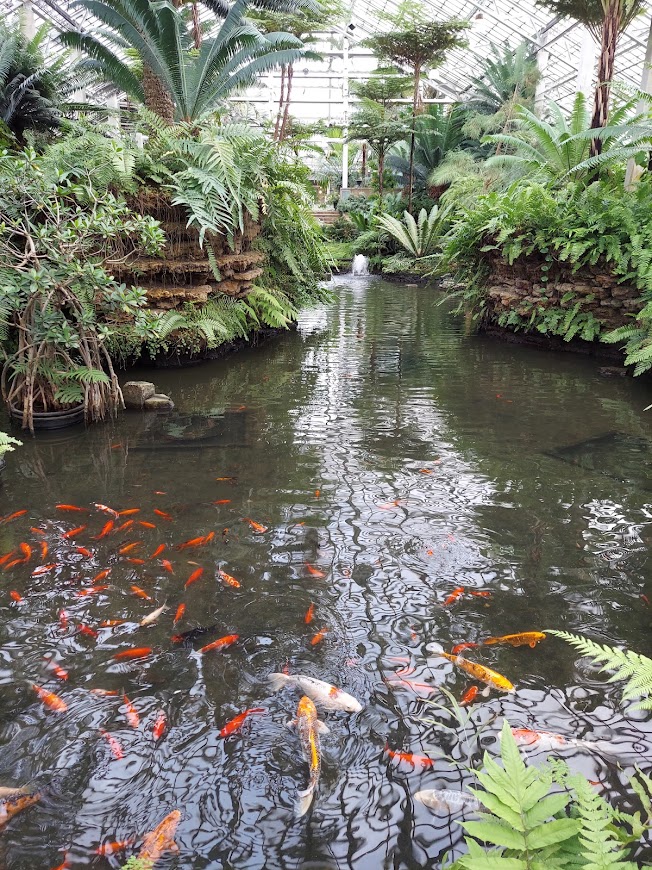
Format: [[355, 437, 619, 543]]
[[547, 631, 652, 710]]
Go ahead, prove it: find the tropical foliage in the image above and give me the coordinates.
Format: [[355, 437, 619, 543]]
[[377, 205, 440, 258]]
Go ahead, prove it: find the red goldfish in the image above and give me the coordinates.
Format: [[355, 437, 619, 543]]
[[94, 521, 114, 539], [185, 568, 204, 589], [1, 510, 27, 523], [116, 520, 134, 532], [304, 603, 315, 624], [150, 544, 166, 559], [470, 590, 492, 599], [9, 591, 23, 603], [32, 563, 58, 576], [219, 708, 266, 738], [76, 547, 93, 558], [131, 586, 153, 601], [244, 518, 268, 533], [113, 647, 152, 661], [199, 634, 239, 654], [99, 729, 123, 759], [59, 610, 68, 630], [78, 624, 98, 639], [310, 627, 329, 646], [140, 521, 156, 529], [173, 603, 185, 625], [153, 509, 173, 521], [213, 499, 231, 505], [76, 585, 108, 597], [119, 542, 142, 555], [30, 527, 46, 536], [459, 686, 479, 707], [451, 642, 479, 655], [384, 745, 434, 768], [31, 684, 67, 713], [153, 711, 167, 741], [19, 543, 32, 561]]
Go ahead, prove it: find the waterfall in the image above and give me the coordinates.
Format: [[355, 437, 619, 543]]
[[351, 254, 370, 276]]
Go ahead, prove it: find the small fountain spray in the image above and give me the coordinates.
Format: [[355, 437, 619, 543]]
[[351, 254, 370, 276]]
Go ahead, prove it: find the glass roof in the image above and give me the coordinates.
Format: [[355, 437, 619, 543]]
[[2, 0, 651, 120]]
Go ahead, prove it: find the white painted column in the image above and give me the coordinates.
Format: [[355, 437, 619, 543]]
[[534, 28, 550, 115], [625, 13, 652, 189], [341, 29, 349, 193], [20, 0, 35, 39], [106, 94, 120, 134], [576, 27, 597, 100]]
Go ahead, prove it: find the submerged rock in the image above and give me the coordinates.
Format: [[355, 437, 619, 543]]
[[144, 394, 175, 411], [123, 381, 156, 408]]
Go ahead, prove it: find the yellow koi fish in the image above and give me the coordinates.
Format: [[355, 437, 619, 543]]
[[0, 789, 40, 830], [138, 809, 181, 864], [438, 652, 515, 693], [292, 695, 329, 818], [483, 632, 546, 648]]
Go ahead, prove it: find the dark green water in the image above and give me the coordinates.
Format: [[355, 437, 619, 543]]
[[1, 275, 652, 869]]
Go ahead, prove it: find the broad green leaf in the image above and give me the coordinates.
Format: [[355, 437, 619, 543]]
[[527, 818, 582, 850], [462, 820, 527, 851]]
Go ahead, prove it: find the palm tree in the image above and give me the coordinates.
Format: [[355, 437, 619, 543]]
[[484, 92, 652, 181], [61, 0, 307, 123], [348, 102, 408, 197], [537, 0, 645, 154], [466, 42, 539, 115]]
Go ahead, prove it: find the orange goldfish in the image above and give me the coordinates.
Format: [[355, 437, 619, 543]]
[[217, 569, 240, 588], [4, 559, 22, 571], [459, 686, 479, 707], [153, 711, 167, 741], [310, 627, 329, 646], [119, 542, 142, 555], [139, 521, 157, 529], [219, 708, 266, 738], [122, 694, 140, 728], [78, 624, 98, 639], [31, 683, 67, 713], [1, 510, 27, 524], [32, 563, 58, 576], [76, 547, 93, 558], [199, 634, 239, 654], [215, 476, 236, 482], [116, 520, 134, 532], [94, 521, 114, 539], [56, 505, 84, 512], [150, 544, 166, 559], [483, 632, 546, 649], [443, 587, 465, 606], [30, 527, 46, 536], [62, 525, 86, 540], [44, 659, 68, 681], [305, 564, 326, 578], [161, 559, 174, 574], [126, 557, 146, 565], [50, 852, 71, 870], [173, 603, 185, 624], [99, 729, 123, 759], [113, 647, 152, 661], [213, 499, 231, 505], [177, 536, 208, 551], [304, 603, 315, 624], [0, 790, 40, 829], [153, 509, 173, 521], [19, 542, 31, 561], [0, 550, 15, 565], [451, 642, 478, 655], [131, 586, 153, 601], [9, 591, 23, 602], [244, 518, 268, 533], [39, 541, 48, 561], [184, 568, 204, 589], [437, 651, 514, 693], [100, 620, 126, 627], [94, 504, 119, 518], [137, 810, 181, 864], [118, 509, 140, 516], [469, 590, 492, 599], [384, 745, 434, 768], [91, 689, 119, 696]]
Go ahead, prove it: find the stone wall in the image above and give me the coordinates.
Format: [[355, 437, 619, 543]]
[[483, 255, 642, 331]]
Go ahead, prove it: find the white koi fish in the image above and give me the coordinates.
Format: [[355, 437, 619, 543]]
[[268, 673, 363, 713], [415, 789, 480, 814]]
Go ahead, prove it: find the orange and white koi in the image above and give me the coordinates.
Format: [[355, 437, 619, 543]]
[[436, 651, 514, 693], [293, 695, 327, 817], [483, 632, 546, 648], [31, 683, 67, 713], [219, 708, 266, 738], [137, 810, 181, 864], [131, 585, 153, 601], [443, 587, 465, 606], [268, 673, 363, 712], [140, 603, 168, 627], [94, 504, 119, 518], [0, 789, 41, 829], [508, 728, 625, 759], [385, 745, 434, 768], [244, 518, 268, 533], [122, 694, 140, 728], [77, 585, 109, 597], [199, 634, 239, 654], [44, 659, 68, 681], [217, 569, 240, 588]]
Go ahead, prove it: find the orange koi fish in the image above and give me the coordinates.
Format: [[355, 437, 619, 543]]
[[56, 505, 84, 512], [310, 627, 329, 646], [305, 564, 326, 578], [94, 521, 114, 539], [113, 647, 152, 661], [94, 504, 119, 518], [62, 525, 86, 540], [78, 624, 98, 639], [94, 840, 133, 856], [19, 543, 31, 561], [153, 509, 173, 521], [217, 569, 240, 588], [1, 510, 27, 524], [118, 509, 140, 516], [32, 563, 58, 576], [244, 518, 268, 533], [0, 550, 15, 565], [443, 587, 465, 606], [153, 711, 167, 741], [459, 686, 479, 707], [173, 603, 185, 625], [4, 559, 23, 571], [150, 544, 166, 559], [30, 527, 46, 536], [44, 659, 68, 681], [437, 652, 515, 692], [77, 585, 109, 597], [123, 694, 140, 728], [304, 603, 315, 624], [126, 557, 146, 565], [119, 542, 142, 555], [293, 695, 326, 818], [177, 537, 207, 552], [213, 499, 231, 505], [76, 546, 93, 558], [219, 708, 266, 738], [184, 568, 204, 589], [137, 810, 181, 864], [139, 521, 156, 529], [99, 729, 124, 759], [483, 632, 546, 648], [116, 520, 134, 532], [161, 559, 174, 574], [9, 591, 23, 602], [31, 683, 67, 713], [93, 569, 111, 583], [384, 745, 434, 768], [199, 634, 239, 654], [470, 590, 492, 599], [0, 790, 41, 830], [39, 541, 48, 561], [131, 586, 153, 601], [59, 610, 68, 630], [451, 642, 479, 655]]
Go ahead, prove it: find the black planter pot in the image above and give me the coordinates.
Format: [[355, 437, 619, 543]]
[[9, 404, 85, 431]]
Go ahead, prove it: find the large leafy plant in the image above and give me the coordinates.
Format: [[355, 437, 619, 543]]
[[377, 205, 440, 258]]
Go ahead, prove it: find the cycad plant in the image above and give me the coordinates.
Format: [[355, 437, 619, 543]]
[[466, 41, 539, 117], [376, 205, 440, 258], [61, 0, 306, 122]]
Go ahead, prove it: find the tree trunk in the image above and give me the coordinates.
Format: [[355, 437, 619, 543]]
[[378, 148, 384, 199], [590, 0, 621, 157], [274, 65, 286, 141], [279, 63, 294, 141], [192, 2, 202, 49], [142, 64, 175, 123], [361, 142, 367, 182], [408, 65, 420, 211]]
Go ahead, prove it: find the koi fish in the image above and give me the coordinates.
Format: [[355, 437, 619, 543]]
[[215, 477, 236, 482], [483, 632, 546, 648], [62, 525, 86, 540], [470, 590, 492, 598], [19, 542, 32, 561], [305, 564, 326, 578], [0, 790, 41, 830], [76, 547, 93, 558], [140, 603, 168, 627], [185, 568, 204, 589], [173, 603, 185, 625], [39, 541, 48, 561], [0, 785, 31, 799], [119, 542, 142, 556], [31, 683, 67, 713], [436, 651, 515, 693], [91, 689, 120, 696], [451, 642, 479, 655], [94, 840, 133, 856], [304, 603, 315, 624], [77, 585, 109, 597], [217, 569, 240, 588], [177, 537, 207, 552], [199, 634, 239, 654], [118, 509, 140, 516], [153, 711, 167, 741], [140, 521, 157, 529], [44, 659, 68, 681], [414, 789, 480, 814], [459, 686, 479, 707], [384, 671, 436, 696], [1, 510, 27, 524], [161, 559, 174, 574], [131, 586, 153, 601], [56, 505, 84, 512], [508, 728, 625, 759], [113, 647, 152, 661], [30, 527, 46, 536], [122, 694, 140, 728], [443, 586, 465, 606], [171, 624, 217, 645], [94, 504, 119, 518], [78, 624, 98, 639], [32, 563, 58, 576], [0, 550, 15, 565], [100, 620, 126, 627], [268, 673, 363, 712], [219, 708, 266, 738], [213, 499, 231, 505], [91, 568, 111, 582], [385, 745, 434, 768], [100, 729, 123, 759], [51, 853, 70, 870], [137, 810, 181, 864], [292, 695, 328, 818], [94, 521, 114, 539], [154, 491, 166, 495], [4, 559, 22, 571], [153, 509, 173, 521], [9, 591, 23, 602], [310, 627, 329, 646], [150, 544, 166, 559], [244, 518, 268, 533]]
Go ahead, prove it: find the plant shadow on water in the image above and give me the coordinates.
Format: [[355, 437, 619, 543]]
[[0, 276, 651, 868]]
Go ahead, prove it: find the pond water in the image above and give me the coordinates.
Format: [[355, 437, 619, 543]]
[[1, 275, 652, 869]]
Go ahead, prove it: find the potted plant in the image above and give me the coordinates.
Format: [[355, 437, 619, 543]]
[[0, 148, 163, 432]]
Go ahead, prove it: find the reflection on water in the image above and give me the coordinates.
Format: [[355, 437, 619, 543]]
[[1, 276, 652, 868]]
